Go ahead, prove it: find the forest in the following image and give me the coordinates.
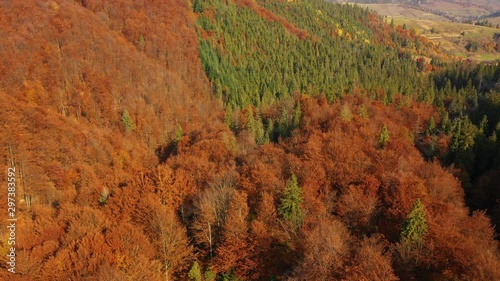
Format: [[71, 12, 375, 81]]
[[0, 0, 499, 280]]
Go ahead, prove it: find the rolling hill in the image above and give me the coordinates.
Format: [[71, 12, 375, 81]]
[[0, 0, 499, 280]]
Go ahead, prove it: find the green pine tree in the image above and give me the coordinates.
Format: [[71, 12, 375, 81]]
[[278, 174, 304, 228], [401, 199, 428, 249], [358, 105, 369, 119], [121, 110, 134, 134], [441, 111, 450, 133], [378, 124, 390, 148], [426, 116, 436, 136], [138, 34, 145, 50], [253, 112, 267, 145], [277, 107, 291, 138], [340, 104, 353, 121], [292, 102, 301, 129], [174, 124, 184, 145], [204, 268, 216, 281], [245, 107, 256, 134], [188, 261, 202, 281]]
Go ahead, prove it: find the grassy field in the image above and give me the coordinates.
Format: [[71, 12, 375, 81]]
[[489, 17, 500, 26], [355, 3, 500, 62], [355, 3, 450, 21], [421, 1, 490, 19], [463, 0, 500, 11]]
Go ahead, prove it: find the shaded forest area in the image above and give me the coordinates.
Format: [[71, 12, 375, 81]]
[[0, 0, 499, 280]]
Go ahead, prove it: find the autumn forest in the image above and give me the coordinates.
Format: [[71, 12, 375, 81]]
[[0, 0, 499, 280]]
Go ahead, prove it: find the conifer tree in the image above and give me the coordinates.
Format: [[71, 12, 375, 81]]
[[358, 105, 369, 119], [378, 124, 390, 148], [204, 268, 216, 281], [340, 104, 353, 121], [138, 34, 145, 51], [426, 116, 435, 136], [254, 113, 267, 145], [292, 102, 302, 129], [441, 111, 450, 133], [277, 107, 291, 138], [188, 261, 202, 281], [174, 124, 184, 145], [401, 199, 428, 250], [278, 174, 304, 228], [245, 107, 256, 135], [121, 110, 134, 133]]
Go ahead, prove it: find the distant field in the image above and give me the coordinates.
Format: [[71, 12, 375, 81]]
[[394, 18, 499, 61], [462, 0, 500, 11], [356, 3, 450, 21], [489, 17, 500, 26], [421, 1, 490, 18], [342, 0, 500, 14], [355, 3, 500, 62], [338, 0, 500, 22]]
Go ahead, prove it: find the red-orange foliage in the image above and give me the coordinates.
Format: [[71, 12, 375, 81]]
[[133, 195, 193, 279], [337, 184, 379, 234], [293, 217, 350, 280], [250, 192, 289, 277], [0, 0, 499, 279], [0, 0, 216, 278], [40, 232, 113, 280], [345, 236, 398, 281], [214, 191, 255, 278]]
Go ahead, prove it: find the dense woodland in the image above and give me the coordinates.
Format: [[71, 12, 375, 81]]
[[0, 0, 499, 280]]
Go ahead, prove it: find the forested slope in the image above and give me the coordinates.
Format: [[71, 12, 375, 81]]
[[0, 0, 499, 280], [197, 0, 440, 108], [0, 0, 220, 279], [0, 0, 221, 199]]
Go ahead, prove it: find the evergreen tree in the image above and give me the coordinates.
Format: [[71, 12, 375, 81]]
[[401, 199, 428, 250], [204, 268, 216, 281], [193, 0, 205, 13], [378, 124, 390, 148], [254, 113, 268, 145], [426, 116, 436, 136], [245, 107, 267, 144], [277, 107, 291, 138], [441, 111, 450, 133], [175, 124, 184, 145], [292, 102, 302, 129], [138, 34, 145, 50], [358, 105, 369, 119], [278, 174, 304, 228], [188, 261, 202, 281], [121, 110, 134, 134], [265, 119, 275, 142], [340, 104, 353, 121]]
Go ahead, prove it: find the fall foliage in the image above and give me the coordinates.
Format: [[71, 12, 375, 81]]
[[1, 0, 500, 280]]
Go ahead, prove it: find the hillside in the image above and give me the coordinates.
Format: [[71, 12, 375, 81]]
[[333, 0, 500, 19], [336, 1, 500, 61], [1, 0, 500, 280], [0, 0, 220, 278]]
